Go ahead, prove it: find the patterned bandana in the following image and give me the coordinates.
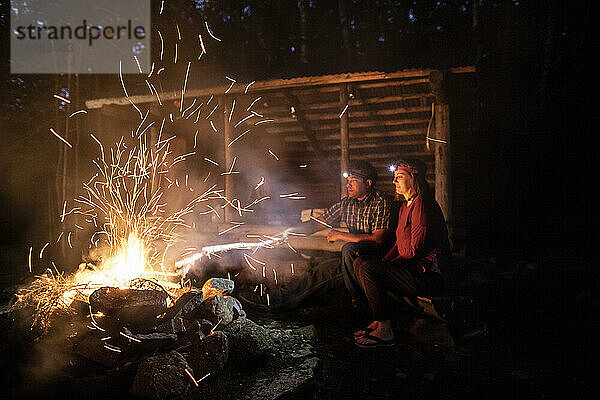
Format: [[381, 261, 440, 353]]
[[393, 164, 420, 176]]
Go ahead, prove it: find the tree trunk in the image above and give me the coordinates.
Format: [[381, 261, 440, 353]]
[[251, 0, 271, 68], [338, 0, 352, 63], [298, 0, 309, 64], [472, 0, 482, 63], [539, 0, 555, 116]]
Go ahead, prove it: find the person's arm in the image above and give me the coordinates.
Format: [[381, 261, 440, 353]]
[[326, 228, 386, 244], [327, 195, 390, 245], [282, 219, 325, 237], [281, 201, 343, 236], [406, 196, 428, 259]]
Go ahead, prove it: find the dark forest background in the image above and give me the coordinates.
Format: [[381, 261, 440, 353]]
[[0, 0, 595, 282]]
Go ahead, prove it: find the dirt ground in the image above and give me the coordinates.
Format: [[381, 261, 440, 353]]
[[0, 254, 597, 399], [248, 254, 599, 400]]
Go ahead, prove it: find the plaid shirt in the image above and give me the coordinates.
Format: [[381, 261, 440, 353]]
[[319, 190, 392, 234]]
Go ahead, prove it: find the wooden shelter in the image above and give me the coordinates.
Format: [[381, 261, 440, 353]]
[[85, 67, 476, 238]]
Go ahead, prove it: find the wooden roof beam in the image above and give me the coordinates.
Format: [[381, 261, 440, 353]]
[[286, 151, 433, 163], [288, 77, 431, 95], [86, 68, 474, 109]]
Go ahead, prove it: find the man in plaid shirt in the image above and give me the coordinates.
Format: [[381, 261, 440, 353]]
[[266, 160, 393, 313]]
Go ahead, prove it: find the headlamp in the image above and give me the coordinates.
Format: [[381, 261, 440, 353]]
[[342, 171, 349, 179], [389, 165, 397, 172]]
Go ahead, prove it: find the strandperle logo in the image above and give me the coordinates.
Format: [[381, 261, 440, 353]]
[[10, 0, 150, 74], [14, 20, 147, 46]]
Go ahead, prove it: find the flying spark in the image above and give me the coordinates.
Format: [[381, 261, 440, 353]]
[[254, 176, 265, 190], [339, 104, 349, 118], [205, 21, 221, 41], [310, 216, 333, 228], [53, 94, 70, 103], [227, 129, 250, 147], [69, 109, 87, 118], [158, 30, 164, 60], [49, 128, 73, 148], [247, 96, 261, 111], [39, 242, 49, 259], [244, 81, 255, 94], [198, 34, 207, 55], [28, 246, 32, 273]]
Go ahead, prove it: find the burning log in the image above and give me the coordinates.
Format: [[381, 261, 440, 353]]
[[89, 287, 169, 327]]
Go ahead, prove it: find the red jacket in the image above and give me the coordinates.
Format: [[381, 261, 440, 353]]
[[383, 193, 451, 276]]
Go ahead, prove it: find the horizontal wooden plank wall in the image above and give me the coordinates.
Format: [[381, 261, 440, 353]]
[[252, 75, 437, 203]]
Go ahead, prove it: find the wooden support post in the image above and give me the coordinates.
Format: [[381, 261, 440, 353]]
[[222, 96, 234, 223], [429, 71, 452, 238], [339, 83, 350, 199]]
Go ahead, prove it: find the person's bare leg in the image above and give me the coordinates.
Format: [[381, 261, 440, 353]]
[[355, 320, 394, 344]]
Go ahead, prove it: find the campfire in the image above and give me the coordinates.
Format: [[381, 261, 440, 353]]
[[4, 118, 313, 399], [1, 11, 325, 395], [11, 130, 207, 329]]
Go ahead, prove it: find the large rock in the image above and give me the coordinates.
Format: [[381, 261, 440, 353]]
[[89, 287, 168, 327], [124, 328, 178, 354], [293, 325, 317, 344], [224, 318, 273, 364], [130, 350, 193, 400], [409, 317, 455, 350], [245, 357, 321, 400], [73, 334, 122, 368], [231, 296, 247, 319], [201, 278, 235, 299], [187, 330, 228, 377], [156, 316, 186, 335], [196, 294, 236, 326], [166, 290, 202, 319]]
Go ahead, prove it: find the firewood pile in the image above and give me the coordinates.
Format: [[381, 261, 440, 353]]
[[1, 277, 321, 400]]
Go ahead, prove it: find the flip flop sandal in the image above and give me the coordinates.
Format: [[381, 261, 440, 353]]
[[354, 334, 396, 348], [353, 326, 375, 338]]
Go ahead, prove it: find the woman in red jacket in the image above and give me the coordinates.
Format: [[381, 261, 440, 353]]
[[353, 159, 451, 348]]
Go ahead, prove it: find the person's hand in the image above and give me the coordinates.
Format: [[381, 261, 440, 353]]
[[327, 229, 343, 243]]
